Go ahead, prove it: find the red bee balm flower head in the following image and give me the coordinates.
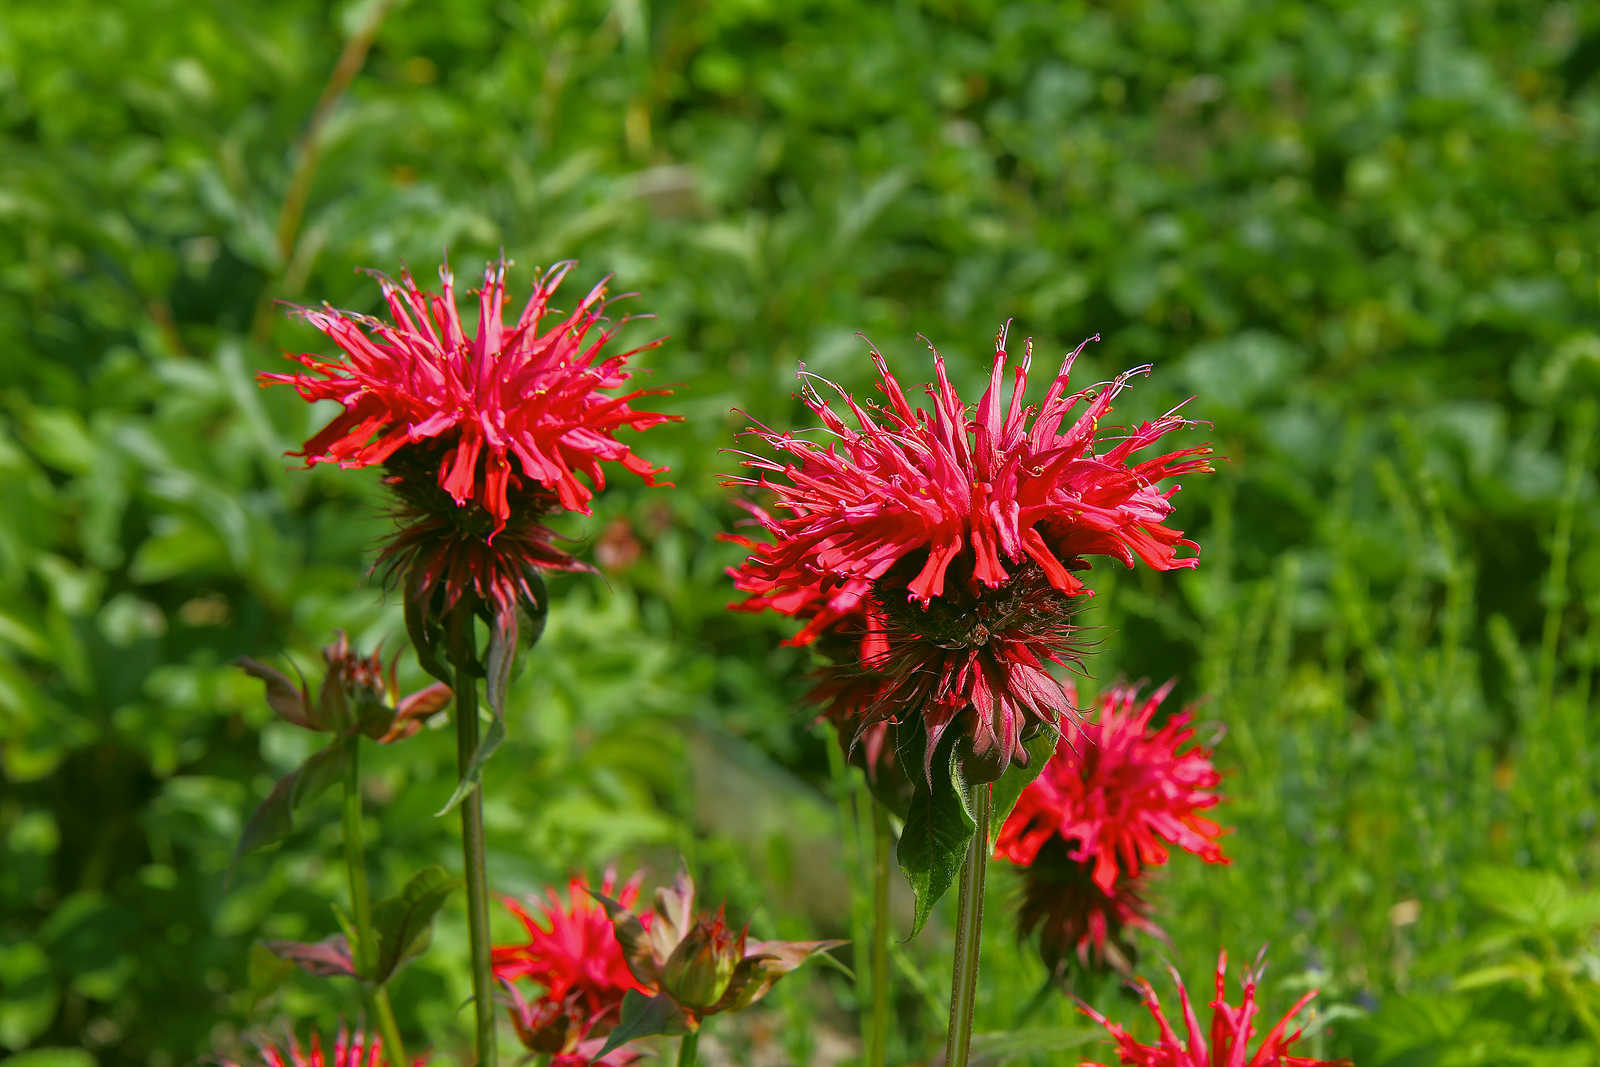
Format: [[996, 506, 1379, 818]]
[[728, 328, 1210, 778], [218, 1028, 427, 1067], [996, 681, 1229, 892], [261, 259, 674, 635], [1079, 950, 1350, 1066], [492, 870, 652, 1047], [1016, 839, 1164, 978]]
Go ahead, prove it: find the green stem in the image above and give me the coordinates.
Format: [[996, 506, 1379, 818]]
[[451, 615, 497, 1066], [943, 785, 991, 1067], [868, 802, 892, 1067], [677, 1030, 700, 1067], [341, 743, 409, 1065]]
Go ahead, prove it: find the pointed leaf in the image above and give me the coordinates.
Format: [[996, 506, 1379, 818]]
[[988, 729, 1057, 839], [433, 707, 505, 816], [246, 941, 298, 1008], [377, 682, 452, 743], [235, 656, 317, 730], [711, 939, 848, 1013], [229, 737, 353, 875], [405, 560, 451, 684], [370, 865, 458, 985], [590, 890, 662, 986], [596, 990, 689, 1058], [897, 738, 976, 937], [484, 606, 518, 718], [260, 934, 358, 979]]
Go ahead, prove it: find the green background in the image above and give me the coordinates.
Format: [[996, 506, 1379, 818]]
[[3, 0, 1599, 1062]]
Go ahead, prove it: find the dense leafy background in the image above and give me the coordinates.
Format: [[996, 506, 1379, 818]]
[[3, 0, 1599, 1063]]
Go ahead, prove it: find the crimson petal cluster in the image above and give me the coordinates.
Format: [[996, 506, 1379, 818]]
[[996, 682, 1229, 973], [1079, 950, 1349, 1067], [218, 1028, 425, 1067], [728, 327, 1210, 776], [491, 871, 650, 1061]]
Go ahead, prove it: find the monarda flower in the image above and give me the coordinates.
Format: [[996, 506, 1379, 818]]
[[492, 870, 651, 1052], [260, 259, 674, 642], [996, 682, 1229, 893], [1016, 839, 1163, 978], [1078, 950, 1349, 1067], [218, 1028, 426, 1067], [727, 328, 1210, 778], [593, 870, 843, 1034]]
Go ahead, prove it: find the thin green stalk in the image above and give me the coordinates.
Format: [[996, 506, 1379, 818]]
[[868, 802, 892, 1067], [341, 744, 408, 1065], [677, 1030, 700, 1067], [943, 785, 992, 1067], [451, 620, 497, 1067]]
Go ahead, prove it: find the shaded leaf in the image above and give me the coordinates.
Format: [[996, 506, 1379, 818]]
[[433, 708, 505, 817], [234, 656, 317, 730], [370, 865, 457, 985], [988, 728, 1057, 839], [590, 889, 662, 986], [230, 736, 353, 876], [897, 738, 976, 937], [596, 989, 689, 1058]]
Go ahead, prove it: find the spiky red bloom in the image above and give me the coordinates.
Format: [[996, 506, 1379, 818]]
[[727, 329, 1210, 774], [996, 682, 1228, 893], [492, 870, 652, 1034], [1017, 841, 1163, 977], [219, 1029, 425, 1067], [261, 259, 674, 628], [1078, 950, 1349, 1066]]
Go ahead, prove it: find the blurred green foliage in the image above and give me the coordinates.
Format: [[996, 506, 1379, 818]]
[[3, 0, 1599, 1063]]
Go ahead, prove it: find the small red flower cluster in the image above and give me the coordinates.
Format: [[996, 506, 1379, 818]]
[[727, 328, 1210, 777], [491, 871, 649, 1065], [1079, 950, 1349, 1067], [996, 682, 1228, 973]]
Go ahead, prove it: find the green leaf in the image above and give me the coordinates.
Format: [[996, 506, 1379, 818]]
[[896, 737, 976, 938], [369, 865, 458, 985], [4, 1051, 96, 1067], [245, 941, 297, 1010], [230, 736, 353, 877], [987, 729, 1057, 839], [433, 710, 505, 817], [596, 989, 689, 1057], [0, 941, 57, 1050]]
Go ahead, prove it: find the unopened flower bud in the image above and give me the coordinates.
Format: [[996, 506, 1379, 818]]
[[660, 912, 741, 1011]]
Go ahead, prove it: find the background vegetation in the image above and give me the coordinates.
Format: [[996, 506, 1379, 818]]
[[3, 0, 1599, 1063]]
